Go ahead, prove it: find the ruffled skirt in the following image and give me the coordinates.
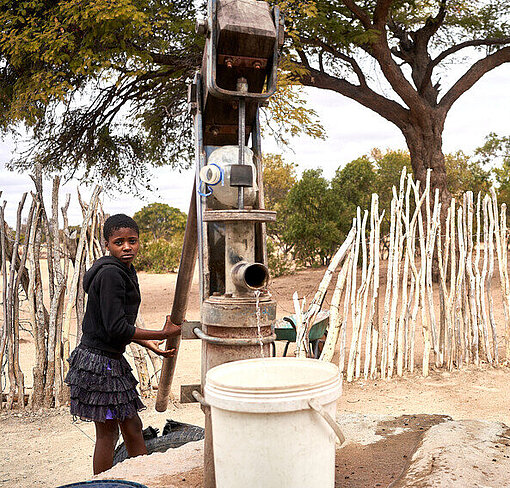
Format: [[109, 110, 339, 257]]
[[64, 344, 145, 422]]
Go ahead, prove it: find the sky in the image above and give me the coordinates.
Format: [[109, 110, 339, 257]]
[[0, 63, 508, 227]]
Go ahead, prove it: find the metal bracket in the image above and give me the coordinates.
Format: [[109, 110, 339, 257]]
[[205, 0, 280, 101], [187, 80, 198, 115], [181, 320, 202, 340], [218, 54, 268, 70], [181, 384, 202, 403], [230, 164, 254, 187]]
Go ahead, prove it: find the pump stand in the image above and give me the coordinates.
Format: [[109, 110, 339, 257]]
[[156, 2, 283, 486]]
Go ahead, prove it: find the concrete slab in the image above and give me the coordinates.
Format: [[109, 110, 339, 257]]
[[95, 414, 510, 487]]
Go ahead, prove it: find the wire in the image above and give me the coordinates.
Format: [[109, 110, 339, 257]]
[[197, 185, 212, 198], [269, 271, 327, 315], [70, 419, 95, 443]]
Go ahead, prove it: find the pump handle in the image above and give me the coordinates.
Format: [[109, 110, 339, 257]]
[[155, 185, 198, 412]]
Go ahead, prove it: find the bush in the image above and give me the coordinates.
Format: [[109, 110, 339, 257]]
[[136, 233, 183, 273], [267, 239, 296, 277]]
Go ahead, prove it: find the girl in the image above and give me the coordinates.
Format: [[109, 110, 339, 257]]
[[65, 214, 180, 474]]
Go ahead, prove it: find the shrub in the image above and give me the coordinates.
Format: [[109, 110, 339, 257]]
[[267, 239, 296, 278], [136, 233, 183, 273]]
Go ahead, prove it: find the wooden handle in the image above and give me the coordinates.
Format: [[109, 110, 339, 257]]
[[155, 186, 198, 412]]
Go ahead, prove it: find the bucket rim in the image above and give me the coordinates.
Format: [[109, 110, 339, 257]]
[[204, 358, 342, 413], [205, 357, 341, 391]]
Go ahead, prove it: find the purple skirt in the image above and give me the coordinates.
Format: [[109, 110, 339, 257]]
[[64, 344, 145, 422]]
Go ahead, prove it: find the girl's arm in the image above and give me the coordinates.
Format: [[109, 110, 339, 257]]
[[131, 315, 181, 341], [133, 339, 176, 358]]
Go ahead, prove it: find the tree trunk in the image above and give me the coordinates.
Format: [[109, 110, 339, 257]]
[[403, 120, 451, 210], [403, 118, 451, 281]]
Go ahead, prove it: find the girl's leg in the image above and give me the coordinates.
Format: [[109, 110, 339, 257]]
[[119, 413, 147, 458], [93, 420, 120, 475]]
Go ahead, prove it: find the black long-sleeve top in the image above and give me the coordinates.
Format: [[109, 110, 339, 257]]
[[80, 256, 140, 354]]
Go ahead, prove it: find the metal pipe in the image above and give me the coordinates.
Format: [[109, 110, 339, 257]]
[[155, 185, 198, 412], [192, 389, 209, 408], [231, 261, 269, 290], [237, 97, 246, 209], [237, 77, 248, 210], [194, 327, 276, 346], [252, 108, 269, 265], [194, 76, 207, 303]]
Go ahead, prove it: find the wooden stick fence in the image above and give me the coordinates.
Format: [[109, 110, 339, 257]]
[[298, 170, 510, 378], [1, 171, 160, 410], [4, 169, 510, 409]]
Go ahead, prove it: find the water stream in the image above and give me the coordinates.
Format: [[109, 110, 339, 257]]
[[254, 289, 264, 357]]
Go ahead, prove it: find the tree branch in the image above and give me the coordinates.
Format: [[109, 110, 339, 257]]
[[342, 0, 373, 30], [125, 39, 201, 71], [410, 0, 447, 96], [387, 16, 412, 52], [439, 46, 510, 112], [342, 1, 429, 112], [318, 50, 324, 73], [148, 51, 200, 70], [428, 37, 510, 75], [374, 0, 393, 28], [388, 1, 446, 96], [372, 39, 427, 112], [299, 36, 368, 86], [297, 49, 311, 69], [414, 0, 447, 43], [293, 62, 409, 128]]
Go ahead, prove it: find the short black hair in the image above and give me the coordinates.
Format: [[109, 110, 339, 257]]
[[103, 214, 139, 241]]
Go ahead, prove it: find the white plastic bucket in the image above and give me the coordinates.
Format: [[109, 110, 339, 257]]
[[204, 357, 342, 488]]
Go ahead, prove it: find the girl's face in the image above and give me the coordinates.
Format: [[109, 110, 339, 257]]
[[106, 227, 140, 267]]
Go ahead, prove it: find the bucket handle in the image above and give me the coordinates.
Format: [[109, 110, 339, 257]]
[[308, 399, 345, 445]]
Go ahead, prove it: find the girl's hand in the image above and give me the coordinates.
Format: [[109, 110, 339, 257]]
[[145, 339, 176, 358], [162, 315, 181, 338]]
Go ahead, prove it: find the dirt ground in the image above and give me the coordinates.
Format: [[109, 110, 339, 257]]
[[1, 265, 510, 487]]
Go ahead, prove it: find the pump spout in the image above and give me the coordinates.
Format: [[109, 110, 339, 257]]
[[231, 261, 269, 292]]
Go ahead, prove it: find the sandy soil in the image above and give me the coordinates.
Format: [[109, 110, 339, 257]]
[[1, 265, 510, 487]]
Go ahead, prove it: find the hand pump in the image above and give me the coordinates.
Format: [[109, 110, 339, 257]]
[[156, 1, 283, 486]]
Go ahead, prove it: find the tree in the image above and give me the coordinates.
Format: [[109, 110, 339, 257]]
[[283, 169, 340, 265], [263, 152, 297, 247], [0, 1, 323, 190], [136, 233, 184, 273], [262, 153, 298, 273], [133, 203, 186, 240], [281, 0, 510, 211], [331, 155, 376, 235], [262, 153, 298, 211], [475, 132, 510, 205], [445, 150, 492, 201], [0, 0, 201, 190], [372, 148, 411, 196]]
